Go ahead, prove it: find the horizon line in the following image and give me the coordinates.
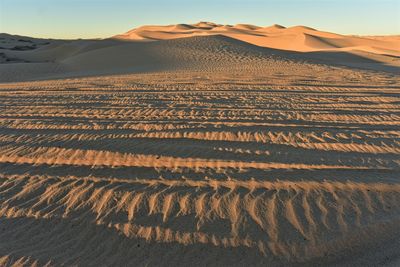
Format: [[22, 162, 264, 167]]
[[1, 22, 400, 40]]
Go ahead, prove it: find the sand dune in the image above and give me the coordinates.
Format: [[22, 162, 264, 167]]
[[114, 22, 400, 56], [0, 22, 400, 266], [0, 23, 399, 82]]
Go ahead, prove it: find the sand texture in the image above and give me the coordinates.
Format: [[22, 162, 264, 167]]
[[0, 23, 400, 266]]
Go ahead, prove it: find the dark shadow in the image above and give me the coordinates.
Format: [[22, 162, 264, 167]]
[[0, 161, 398, 184], [0, 216, 277, 266]]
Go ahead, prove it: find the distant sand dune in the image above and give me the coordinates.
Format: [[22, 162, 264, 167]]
[[0, 22, 399, 82], [114, 22, 400, 56]]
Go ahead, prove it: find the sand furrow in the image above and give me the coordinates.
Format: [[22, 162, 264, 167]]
[[0, 71, 399, 265], [1, 174, 400, 262]]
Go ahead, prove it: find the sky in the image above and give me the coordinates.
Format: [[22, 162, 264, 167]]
[[0, 0, 399, 39]]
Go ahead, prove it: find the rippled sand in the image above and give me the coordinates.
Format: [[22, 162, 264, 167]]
[[0, 59, 399, 267]]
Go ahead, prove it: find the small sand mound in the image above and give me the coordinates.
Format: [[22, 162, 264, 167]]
[[234, 24, 262, 30], [287, 25, 317, 32]]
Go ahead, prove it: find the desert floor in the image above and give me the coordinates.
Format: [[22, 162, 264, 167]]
[[1, 67, 399, 266], [0, 25, 400, 266]]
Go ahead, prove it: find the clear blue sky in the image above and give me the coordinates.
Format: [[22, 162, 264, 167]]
[[0, 0, 399, 39]]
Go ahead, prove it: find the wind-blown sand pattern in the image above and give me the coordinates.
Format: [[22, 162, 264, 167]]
[[0, 23, 400, 266]]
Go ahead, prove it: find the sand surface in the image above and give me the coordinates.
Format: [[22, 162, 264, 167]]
[[0, 23, 400, 266]]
